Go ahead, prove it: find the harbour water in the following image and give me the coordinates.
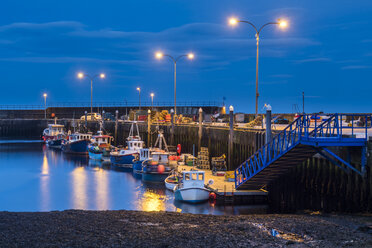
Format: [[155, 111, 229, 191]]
[[0, 141, 267, 215]]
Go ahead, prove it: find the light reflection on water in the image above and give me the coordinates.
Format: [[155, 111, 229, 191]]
[[0, 141, 267, 215]]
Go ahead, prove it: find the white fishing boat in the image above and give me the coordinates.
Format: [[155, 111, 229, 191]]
[[174, 171, 211, 203]]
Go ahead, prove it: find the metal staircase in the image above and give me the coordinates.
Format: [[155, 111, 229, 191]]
[[235, 114, 371, 190]]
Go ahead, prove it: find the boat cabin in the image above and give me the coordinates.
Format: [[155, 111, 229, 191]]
[[127, 140, 144, 151], [44, 124, 64, 136], [182, 171, 205, 188], [92, 131, 112, 146], [69, 133, 92, 142], [139, 148, 151, 161], [150, 152, 169, 164]]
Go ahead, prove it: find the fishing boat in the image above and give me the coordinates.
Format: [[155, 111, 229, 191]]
[[42, 123, 66, 147], [133, 130, 169, 174], [142, 151, 174, 182], [88, 130, 113, 161], [174, 171, 211, 203], [110, 122, 144, 168], [61, 132, 92, 155]]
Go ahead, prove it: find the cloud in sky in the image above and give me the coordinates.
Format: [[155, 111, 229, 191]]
[[0, 21, 320, 69], [341, 65, 372, 70], [0, 0, 371, 113]]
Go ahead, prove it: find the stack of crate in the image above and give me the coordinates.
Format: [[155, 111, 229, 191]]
[[211, 154, 227, 172], [197, 147, 210, 169]]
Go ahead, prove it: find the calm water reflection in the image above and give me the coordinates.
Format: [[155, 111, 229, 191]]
[[0, 141, 267, 215]]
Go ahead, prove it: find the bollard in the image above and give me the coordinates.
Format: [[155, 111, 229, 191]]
[[115, 110, 118, 146], [147, 109, 151, 147], [170, 108, 174, 146], [265, 104, 272, 144], [84, 111, 88, 129], [228, 105, 234, 171], [198, 108, 203, 151]]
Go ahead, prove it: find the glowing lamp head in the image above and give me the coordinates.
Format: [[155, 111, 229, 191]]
[[136, 87, 140, 91], [187, 53, 194, 59], [43, 93, 47, 97], [155, 52, 164, 59], [77, 72, 84, 79], [278, 19, 288, 29], [229, 17, 239, 26], [150, 93, 154, 97], [100, 73, 105, 79]]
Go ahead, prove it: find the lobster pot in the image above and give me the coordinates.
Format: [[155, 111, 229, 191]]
[[197, 147, 210, 169]]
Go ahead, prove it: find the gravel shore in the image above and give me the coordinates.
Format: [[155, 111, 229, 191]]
[[0, 210, 371, 247]]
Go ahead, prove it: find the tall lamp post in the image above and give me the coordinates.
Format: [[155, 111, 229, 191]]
[[137, 87, 141, 110], [43, 93, 47, 119], [150, 93, 154, 110], [77, 72, 105, 114], [155, 51, 194, 116], [229, 17, 288, 117]]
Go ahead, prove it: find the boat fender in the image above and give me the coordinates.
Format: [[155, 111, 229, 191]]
[[209, 192, 216, 200]]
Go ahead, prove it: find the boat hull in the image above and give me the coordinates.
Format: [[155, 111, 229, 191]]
[[142, 172, 169, 183], [89, 151, 103, 160], [165, 181, 177, 191], [110, 153, 137, 168], [133, 160, 143, 174], [62, 140, 90, 155], [46, 139, 63, 149], [174, 187, 210, 203]]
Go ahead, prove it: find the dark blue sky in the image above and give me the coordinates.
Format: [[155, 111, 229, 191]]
[[0, 0, 371, 113]]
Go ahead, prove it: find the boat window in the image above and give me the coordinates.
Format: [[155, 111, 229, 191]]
[[192, 173, 197, 180]]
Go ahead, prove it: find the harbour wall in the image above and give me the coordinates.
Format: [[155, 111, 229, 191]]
[[0, 119, 371, 213]]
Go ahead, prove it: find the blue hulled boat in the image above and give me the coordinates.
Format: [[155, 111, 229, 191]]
[[110, 122, 144, 169], [62, 133, 92, 155], [88, 130, 113, 161]]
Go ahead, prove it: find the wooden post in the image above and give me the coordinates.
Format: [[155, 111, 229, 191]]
[[198, 108, 203, 151], [228, 105, 234, 170], [170, 108, 174, 146], [147, 109, 151, 147], [115, 110, 118, 146]]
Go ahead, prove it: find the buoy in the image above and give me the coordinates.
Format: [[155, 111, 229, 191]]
[[177, 144, 181, 155], [157, 164, 165, 173], [209, 192, 217, 200]]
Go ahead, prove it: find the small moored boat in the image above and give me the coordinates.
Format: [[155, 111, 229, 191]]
[[174, 171, 211, 203], [88, 130, 113, 161], [110, 122, 144, 169]]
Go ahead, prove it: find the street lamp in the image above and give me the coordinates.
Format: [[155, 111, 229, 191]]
[[77, 72, 105, 114], [136, 87, 141, 110], [43, 93, 47, 119], [228, 17, 288, 117], [150, 93, 154, 110], [155, 51, 194, 116]]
